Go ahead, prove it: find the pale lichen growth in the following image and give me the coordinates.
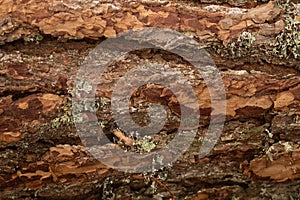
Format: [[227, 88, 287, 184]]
[[203, 5, 247, 14], [133, 135, 156, 153], [266, 141, 297, 161], [273, 1, 300, 59], [237, 31, 256, 48], [226, 31, 256, 57]]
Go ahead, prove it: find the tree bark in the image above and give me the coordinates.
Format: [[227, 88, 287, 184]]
[[1, 0, 300, 199]]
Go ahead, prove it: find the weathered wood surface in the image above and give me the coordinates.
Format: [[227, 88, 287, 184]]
[[0, 0, 300, 199]]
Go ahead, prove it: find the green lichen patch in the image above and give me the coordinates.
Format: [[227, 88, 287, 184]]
[[133, 136, 157, 153], [118, 135, 157, 153], [51, 100, 74, 129], [23, 32, 44, 44]]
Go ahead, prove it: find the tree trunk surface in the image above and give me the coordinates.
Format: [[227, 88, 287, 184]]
[[0, 0, 300, 199]]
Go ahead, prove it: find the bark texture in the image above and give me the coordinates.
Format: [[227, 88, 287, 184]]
[[0, 0, 300, 199]]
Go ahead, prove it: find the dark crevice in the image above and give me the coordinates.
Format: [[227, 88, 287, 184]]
[[0, 144, 18, 151], [11, 91, 42, 101], [0, 88, 41, 99], [0, 33, 105, 51]]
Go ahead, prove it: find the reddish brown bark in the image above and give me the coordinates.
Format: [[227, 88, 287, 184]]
[[0, 0, 300, 199]]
